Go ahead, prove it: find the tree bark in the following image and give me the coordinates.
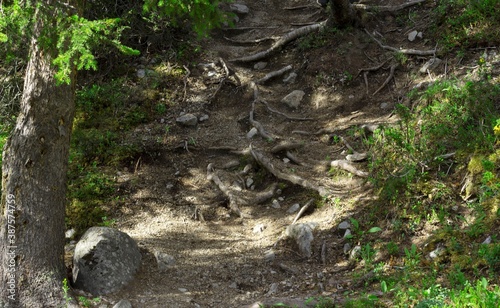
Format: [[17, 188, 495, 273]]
[[0, 4, 77, 307], [330, 0, 358, 28]]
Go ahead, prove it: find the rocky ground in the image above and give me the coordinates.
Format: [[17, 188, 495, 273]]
[[69, 0, 482, 307]]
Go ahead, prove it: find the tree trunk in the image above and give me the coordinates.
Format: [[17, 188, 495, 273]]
[[0, 5, 77, 308], [330, 0, 358, 28]]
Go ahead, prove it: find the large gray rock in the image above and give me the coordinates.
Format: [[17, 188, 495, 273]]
[[176, 113, 198, 126], [73, 227, 142, 295]]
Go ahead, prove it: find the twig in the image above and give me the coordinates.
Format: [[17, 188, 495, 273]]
[[292, 199, 314, 224], [321, 240, 327, 265], [134, 156, 142, 174], [286, 151, 306, 166], [330, 160, 368, 177]]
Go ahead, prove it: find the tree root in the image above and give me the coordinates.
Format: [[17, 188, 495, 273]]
[[231, 21, 327, 62], [207, 163, 277, 217], [292, 198, 314, 224], [260, 100, 314, 121], [373, 64, 397, 95], [353, 0, 426, 12], [365, 29, 436, 56], [256, 65, 293, 84], [330, 160, 368, 178], [251, 148, 330, 196]]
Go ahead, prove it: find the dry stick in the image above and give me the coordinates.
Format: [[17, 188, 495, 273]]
[[321, 240, 327, 265], [363, 71, 369, 95], [364, 29, 436, 56], [352, 0, 426, 12], [283, 5, 315, 10], [231, 20, 327, 62], [292, 198, 314, 224], [260, 100, 314, 121], [373, 64, 397, 95], [256, 65, 293, 84], [251, 149, 331, 196]]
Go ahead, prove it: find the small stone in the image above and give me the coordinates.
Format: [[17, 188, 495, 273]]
[[283, 72, 297, 84], [482, 236, 492, 245], [283, 158, 291, 163], [343, 229, 352, 238], [137, 69, 146, 78], [65, 229, 76, 239], [247, 127, 258, 139], [178, 288, 188, 293], [417, 32, 423, 39], [264, 249, 276, 262], [349, 245, 362, 261], [380, 102, 389, 109], [254, 62, 267, 70], [199, 114, 209, 122], [271, 199, 281, 209], [346, 152, 368, 162], [338, 220, 351, 230], [281, 90, 305, 109], [246, 178, 254, 187], [229, 3, 249, 14], [176, 113, 198, 126], [112, 299, 132, 308], [278, 197, 285, 202], [287, 203, 300, 214], [343, 243, 352, 255], [408, 30, 418, 42]]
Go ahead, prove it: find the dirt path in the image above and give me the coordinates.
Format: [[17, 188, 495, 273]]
[[100, 1, 439, 307]]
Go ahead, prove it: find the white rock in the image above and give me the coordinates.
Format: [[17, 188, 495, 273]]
[[247, 127, 258, 139], [246, 178, 254, 187], [271, 199, 281, 209], [199, 114, 209, 122], [178, 288, 188, 293], [420, 58, 442, 74], [408, 30, 418, 42], [113, 299, 132, 308], [281, 90, 305, 108], [137, 69, 146, 78], [343, 229, 352, 238], [264, 249, 276, 262], [482, 236, 492, 245], [253, 223, 266, 233], [230, 3, 249, 14], [338, 220, 351, 230], [153, 250, 176, 271], [65, 229, 76, 239], [287, 203, 300, 213], [283, 158, 290, 163]]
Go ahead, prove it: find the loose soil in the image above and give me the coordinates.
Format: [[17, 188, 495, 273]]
[[78, 1, 465, 307]]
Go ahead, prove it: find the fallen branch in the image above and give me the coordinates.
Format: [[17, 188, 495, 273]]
[[365, 29, 436, 56], [231, 20, 327, 62]]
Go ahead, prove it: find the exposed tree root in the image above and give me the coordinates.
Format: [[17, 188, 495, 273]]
[[373, 64, 397, 95], [207, 163, 277, 217], [260, 100, 314, 121], [223, 36, 279, 45], [230, 21, 327, 62], [365, 29, 436, 56], [330, 160, 368, 177], [250, 148, 331, 196], [271, 141, 304, 154], [256, 65, 293, 84], [292, 198, 314, 224], [353, 0, 426, 12]]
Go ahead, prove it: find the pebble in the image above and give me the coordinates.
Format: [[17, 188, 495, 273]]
[[287, 203, 300, 213], [247, 127, 258, 139], [271, 199, 281, 209], [338, 220, 351, 230]]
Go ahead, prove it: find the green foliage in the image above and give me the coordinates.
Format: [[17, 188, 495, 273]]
[[447, 278, 500, 307], [142, 0, 234, 37], [434, 0, 500, 52], [54, 15, 139, 84]]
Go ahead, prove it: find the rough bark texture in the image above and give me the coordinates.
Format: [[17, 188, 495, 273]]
[[330, 0, 358, 28], [0, 4, 76, 307]]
